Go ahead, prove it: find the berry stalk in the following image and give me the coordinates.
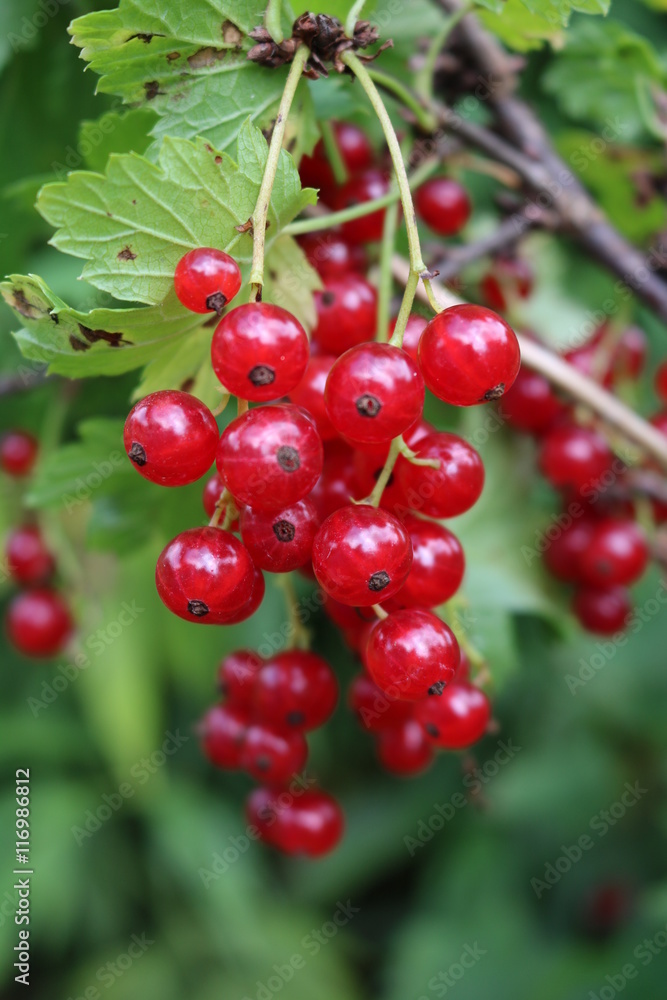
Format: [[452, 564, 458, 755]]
[[249, 43, 310, 299]]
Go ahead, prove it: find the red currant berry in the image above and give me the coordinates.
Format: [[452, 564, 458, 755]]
[[655, 360, 667, 404], [253, 650, 338, 731], [415, 177, 471, 236], [289, 355, 338, 440], [0, 430, 38, 477], [572, 586, 631, 635], [323, 595, 376, 630], [389, 314, 427, 363], [324, 343, 424, 445], [367, 609, 460, 700], [377, 719, 434, 776], [174, 247, 242, 314], [246, 787, 344, 857], [418, 304, 520, 406], [539, 424, 614, 493], [348, 672, 413, 731], [394, 431, 485, 519], [299, 232, 367, 281], [240, 723, 308, 785], [331, 168, 390, 244], [124, 390, 218, 487], [308, 442, 357, 521], [6, 589, 73, 658], [240, 499, 319, 573], [480, 256, 533, 312], [311, 274, 377, 355], [6, 525, 55, 585], [202, 472, 240, 529], [353, 417, 433, 514], [211, 303, 309, 402], [198, 703, 247, 769], [155, 527, 255, 623], [579, 519, 648, 588], [217, 649, 263, 707], [217, 404, 323, 512], [299, 122, 374, 194], [312, 504, 412, 606], [387, 515, 464, 608], [416, 682, 490, 749], [499, 367, 564, 435], [216, 565, 265, 625], [543, 517, 595, 583]]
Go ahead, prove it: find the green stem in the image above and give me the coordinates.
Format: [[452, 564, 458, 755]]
[[265, 0, 284, 43], [414, 1, 473, 103], [422, 277, 445, 315], [284, 156, 438, 236], [388, 271, 419, 348], [366, 436, 402, 507], [376, 199, 399, 343], [342, 51, 427, 277], [319, 119, 348, 185], [372, 604, 389, 620], [366, 68, 437, 132], [345, 0, 367, 37], [249, 45, 310, 298]]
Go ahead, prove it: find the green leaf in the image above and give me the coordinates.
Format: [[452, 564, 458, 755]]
[[542, 20, 667, 139], [35, 121, 316, 305], [69, 0, 289, 156], [264, 235, 323, 331], [478, 0, 610, 51]]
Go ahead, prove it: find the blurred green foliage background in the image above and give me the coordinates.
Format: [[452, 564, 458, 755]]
[[1, 1, 667, 998]]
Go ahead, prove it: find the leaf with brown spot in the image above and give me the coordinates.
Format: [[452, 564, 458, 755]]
[[117, 246, 137, 261], [69, 335, 90, 352]]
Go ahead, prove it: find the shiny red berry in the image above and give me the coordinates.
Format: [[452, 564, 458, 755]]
[[418, 304, 520, 406], [415, 177, 471, 236], [240, 723, 308, 785], [311, 274, 377, 355], [543, 517, 595, 583], [325, 343, 424, 445], [539, 425, 614, 493], [394, 431, 484, 518], [331, 168, 390, 244], [366, 609, 460, 700], [217, 649, 264, 707], [387, 515, 464, 608], [6, 525, 55, 585], [308, 442, 357, 521], [655, 360, 667, 404], [480, 256, 533, 312], [198, 703, 247, 769], [155, 526, 255, 623], [216, 565, 265, 625], [211, 303, 309, 402], [0, 430, 38, 477], [348, 672, 413, 731], [572, 586, 631, 635], [289, 355, 338, 440], [174, 247, 242, 314], [253, 650, 338, 731], [246, 786, 344, 857], [240, 499, 319, 573], [377, 719, 434, 776], [201, 472, 240, 529], [416, 682, 490, 749], [389, 314, 427, 362], [312, 504, 413, 606], [216, 404, 323, 512], [499, 367, 564, 435], [124, 390, 219, 487], [579, 519, 648, 588], [6, 589, 73, 658], [298, 232, 367, 281]]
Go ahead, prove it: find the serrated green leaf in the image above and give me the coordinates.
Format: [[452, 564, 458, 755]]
[[478, 0, 610, 51], [542, 20, 667, 139], [35, 122, 316, 305], [69, 0, 289, 156], [264, 235, 323, 330]]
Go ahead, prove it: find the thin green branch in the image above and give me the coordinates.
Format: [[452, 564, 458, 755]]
[[415, 0, 473, 102], [365, 67, 437, 132], [345, 0, 368, 37], [249, 45, 310, 298], [320, 119, 348, 185], [265, 0, 284, 43], [376, 200, 399, 343]]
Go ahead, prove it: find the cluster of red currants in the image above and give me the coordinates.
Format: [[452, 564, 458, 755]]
[[499, 318, 652, 635], [198, 647, 343, 857], [1, 431, 74, 658]]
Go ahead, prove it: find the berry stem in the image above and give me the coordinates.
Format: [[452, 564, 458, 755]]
[[365, 67, 437, 132], [319, 119, 348, 186], [421, 277, 444, 315], [376, 199, 400, 343], [265, 0, 284, 43], [249, 44, 310, 299], [345, 0, 368, 37], [388, 271, 419, 349], [275, 573, 311, 649], [284, 156, 438, 236], [414, 0, 473, 103], [365, 436, 402, 507], [397, 437, 440, 468], [237, 397, 249, 417], [372, 603, 389, 620]]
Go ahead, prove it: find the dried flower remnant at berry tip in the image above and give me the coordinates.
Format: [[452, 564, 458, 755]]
[[247, 13, 392, 79]]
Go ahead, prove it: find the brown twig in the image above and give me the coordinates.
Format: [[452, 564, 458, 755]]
[[429, 206, 541, 283]]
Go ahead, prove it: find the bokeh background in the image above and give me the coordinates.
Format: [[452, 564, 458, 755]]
[[2, 1, 667, 998]]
